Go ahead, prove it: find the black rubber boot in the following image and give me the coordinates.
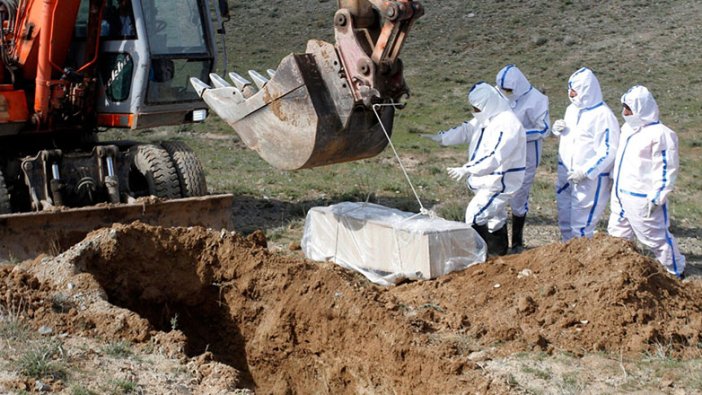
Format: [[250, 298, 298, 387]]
[[510, 214, 526, 254], [473, 223, 508, 257], [490, 225, 509, 257], [472, 223, 490, 242]]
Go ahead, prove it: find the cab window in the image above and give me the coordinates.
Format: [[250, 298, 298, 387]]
[[141, 0, 208, 55], [101, 0, 138, 40], [99, 53, 135, 102]]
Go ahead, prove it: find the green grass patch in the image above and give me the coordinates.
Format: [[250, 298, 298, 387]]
[[107, 378, 139, 394], [558, 372, 584, 394], [434, 200, 466, 222], [71, 386, 99, 395], [0, 314, 31, 343], [15, 340, 67, 380], [102, 341, 133, 358], [0, 297, 32, 346], [521, 363, 553, 380]]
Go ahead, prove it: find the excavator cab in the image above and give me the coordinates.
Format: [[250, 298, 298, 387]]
[[191, 0, 424, 170], [0, 0, 232, 261], [94, 0, 216, 129]]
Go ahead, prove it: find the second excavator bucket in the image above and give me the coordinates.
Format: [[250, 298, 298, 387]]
[[192, 1, 423, 170]]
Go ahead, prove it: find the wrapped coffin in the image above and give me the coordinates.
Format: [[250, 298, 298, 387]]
[[302, 202, 486, 285]]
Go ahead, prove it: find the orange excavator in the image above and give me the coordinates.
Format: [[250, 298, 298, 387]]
[[0, 0, 422, 260]]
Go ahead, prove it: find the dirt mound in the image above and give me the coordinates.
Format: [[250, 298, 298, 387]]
[[8, 223, 702, 394], [390, 235, 702, 357]]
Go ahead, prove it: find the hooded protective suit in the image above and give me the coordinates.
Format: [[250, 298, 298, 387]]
[[446, 83, 526, 232], [495, 65, 550, 217], [556, 67, 620, 240], [607, 86, 685, 277]]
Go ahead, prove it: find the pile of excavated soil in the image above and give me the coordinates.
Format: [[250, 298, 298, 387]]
[[390, 235, 702, 358], [5, 222, 702, 394]]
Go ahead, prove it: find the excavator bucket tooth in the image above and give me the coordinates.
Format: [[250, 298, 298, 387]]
[[227, 72, 257, 98], [228, 71, 252, 90], [248, 70, 269, 89], [191, 76, 245, 110], [209, 73, 231, 88], [266, 69, 276, 78], [193, 39, 394, 170], [190, 77, 211, 97]]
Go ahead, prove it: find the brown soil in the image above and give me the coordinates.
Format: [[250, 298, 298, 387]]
[[3, 222, 702, 394], [390, 236, 702, 358]]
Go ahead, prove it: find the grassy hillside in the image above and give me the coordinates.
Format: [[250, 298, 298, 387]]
[[141, 0, 701, 241]]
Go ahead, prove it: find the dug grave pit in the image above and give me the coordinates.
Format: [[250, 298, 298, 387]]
[[65, 222, 497, 394], [11, 222, 702, 394]]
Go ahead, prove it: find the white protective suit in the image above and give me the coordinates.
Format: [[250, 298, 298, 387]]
[[495, 65, 550, 217], [607, 86, 685, 277], [440, 83, 526, 231], [556, 68, 620, 240]]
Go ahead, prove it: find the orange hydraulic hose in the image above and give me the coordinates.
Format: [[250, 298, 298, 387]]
[[47, 0, 62, 72], [14, 0, 33, 34], [76, 2, 103, 73], [33, 0, 53, 120]]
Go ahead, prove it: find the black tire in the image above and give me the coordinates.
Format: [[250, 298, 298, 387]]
[[0, 168, 10, 214], [161, 141, 208, 197], [130, 144, 180, 199]]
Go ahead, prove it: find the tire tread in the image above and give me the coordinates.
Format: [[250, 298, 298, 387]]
[[161, 141, 208, 197], [133, 144, 180, 199], [0, 168, 10, 214]]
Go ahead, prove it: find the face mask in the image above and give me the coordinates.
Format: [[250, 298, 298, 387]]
[[569, 94, 583, 108], [498, 88, 512, 99], [500, 89, 517, 108], [623, 113, 644, 129], [473, 111, 488, 126]]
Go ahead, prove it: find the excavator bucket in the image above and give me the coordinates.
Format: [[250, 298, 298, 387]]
[[192, 1, 423, 170], [192, 40, 395, 170], [0, 194, 233, 262]]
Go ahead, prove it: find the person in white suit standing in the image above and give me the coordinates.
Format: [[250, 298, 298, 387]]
[[607, 85, 686, 278], [422, 82, 526, 256], [494, 64, 550, 253], [552, 67, 620, 241]]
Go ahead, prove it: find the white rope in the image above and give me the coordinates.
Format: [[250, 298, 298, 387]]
[[371, 102, 437, 219]]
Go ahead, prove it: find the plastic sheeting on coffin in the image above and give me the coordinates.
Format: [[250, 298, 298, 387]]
[[301, 202, 487, 285]]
